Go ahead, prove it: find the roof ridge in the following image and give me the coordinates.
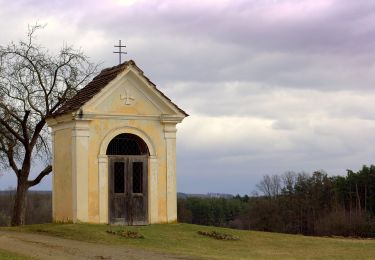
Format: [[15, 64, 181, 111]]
[[99, 60, 134, 73]]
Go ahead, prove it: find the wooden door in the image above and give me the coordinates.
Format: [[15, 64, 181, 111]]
[[109, 156, 148, 225]]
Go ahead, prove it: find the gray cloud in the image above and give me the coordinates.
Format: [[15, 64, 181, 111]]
[[1, 0, 375, 194]]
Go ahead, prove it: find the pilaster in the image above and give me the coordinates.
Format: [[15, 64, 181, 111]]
[[50, 128, 56, 220], [163, 122, 177, 223], [98, 155, 108, 223], [71, 120, 90, 222], [149, 155, 159, 223]]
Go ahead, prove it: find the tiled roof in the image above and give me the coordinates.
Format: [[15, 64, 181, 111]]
[[51, 60, 188, 117]]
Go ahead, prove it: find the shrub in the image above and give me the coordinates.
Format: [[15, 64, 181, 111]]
[[197, 230, 239, 240], [106, 229, 144, 239]]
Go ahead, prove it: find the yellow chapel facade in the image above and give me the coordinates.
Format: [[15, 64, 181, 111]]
[[46, 60, 187, 224]]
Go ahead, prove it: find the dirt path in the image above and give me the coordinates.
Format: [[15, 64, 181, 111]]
[[0, 231, 193, 260]]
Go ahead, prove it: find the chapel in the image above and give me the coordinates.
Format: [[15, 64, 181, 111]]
[[46, 60, 187, 225]]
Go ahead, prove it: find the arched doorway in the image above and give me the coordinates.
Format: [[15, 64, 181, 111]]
[[107, 133, 149, 225]]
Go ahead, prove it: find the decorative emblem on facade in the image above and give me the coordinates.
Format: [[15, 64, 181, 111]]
[[120, 89, 135, 105]]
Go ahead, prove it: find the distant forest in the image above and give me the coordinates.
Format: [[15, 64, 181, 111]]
[[0, 191, 51, 226], [178, 165, 375, 237], [2, 165, 375, 237]]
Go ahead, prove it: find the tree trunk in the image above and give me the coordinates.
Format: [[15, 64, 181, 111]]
[[11, 177, 29, 226], [355, 183, 361, 215], [364, 184, 367, 212]]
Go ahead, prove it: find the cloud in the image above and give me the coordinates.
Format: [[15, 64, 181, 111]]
[[1, 0, 375, 194], [3, 0, 375, 90]]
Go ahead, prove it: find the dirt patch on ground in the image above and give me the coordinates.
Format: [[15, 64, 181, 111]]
[[0, 231, 193, 260]]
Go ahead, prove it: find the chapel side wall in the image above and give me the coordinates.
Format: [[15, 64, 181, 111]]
[[53, 128, 73, 221], [86, 118, 168, 223]]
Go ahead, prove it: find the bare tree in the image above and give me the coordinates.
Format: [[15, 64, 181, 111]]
[[282, 171, 297, 194], [257, 174, 281, 198], [257, 175, 272, 197], [0, 25, 97, 225]]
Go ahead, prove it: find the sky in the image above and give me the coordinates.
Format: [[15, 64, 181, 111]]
[[1, 0, 375, 195]]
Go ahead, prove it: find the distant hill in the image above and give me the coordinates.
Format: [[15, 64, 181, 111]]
[[0, 190, 233, 198], [177, 192, 233, 199]]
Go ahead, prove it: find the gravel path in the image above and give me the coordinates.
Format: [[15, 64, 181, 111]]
[[0, 231, 192, 260]]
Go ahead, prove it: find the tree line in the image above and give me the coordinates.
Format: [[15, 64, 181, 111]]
[[178, 165, 375, 237], [2, 165, 375, 237], [0, 191, 51, 226]]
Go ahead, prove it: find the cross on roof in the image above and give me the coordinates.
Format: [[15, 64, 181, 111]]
[[113, 40, 127, 64]]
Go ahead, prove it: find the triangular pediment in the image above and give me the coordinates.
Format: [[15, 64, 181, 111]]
[[49, 61, 187, 121], [83, 71, 170, 116]]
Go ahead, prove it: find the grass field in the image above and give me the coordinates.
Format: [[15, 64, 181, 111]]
[[4, 223, 375, 259], [0, 250, 31, 260]]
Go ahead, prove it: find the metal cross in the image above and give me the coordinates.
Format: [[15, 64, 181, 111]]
[[113, 40, 127, 64], [120, 89, 135, 105]]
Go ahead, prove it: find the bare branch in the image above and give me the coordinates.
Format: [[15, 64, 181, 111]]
[[0, 138, 20, 175], [29, 119, 45, 150], [0, 103, 23, 123], [28, 164, 52, 187], [21, 110, 30, 143], [0, 24, 96, 225], [0, 117, 25, 144]]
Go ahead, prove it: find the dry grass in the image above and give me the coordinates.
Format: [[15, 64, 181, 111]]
[[4, 223, 375, 259], [0, 249, 32, 260]]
